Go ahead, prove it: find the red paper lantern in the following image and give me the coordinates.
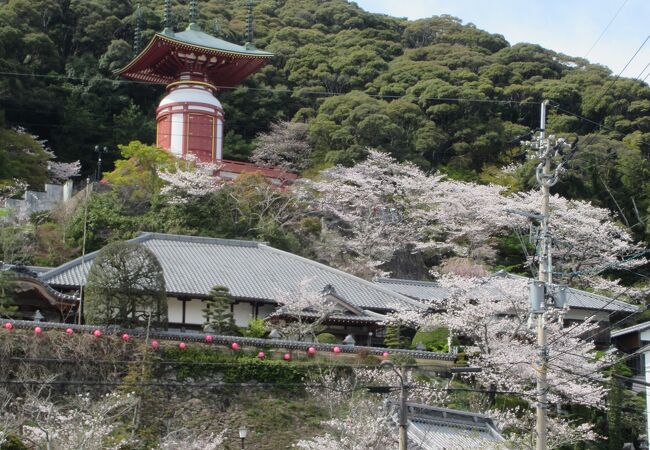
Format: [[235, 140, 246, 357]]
[[3, 322, 13, 330], [332, 346, 341, 353], [204, 335, 213, 343], [283, 353, 291, 361], [178, 342, 186, 350], [307, 347, 316, 355], [121, 333, 130, 341], [382, 351, 389, 358], [65, 328, 73, 335], [231, 342, 240, 351], [34, 326, 42, 335], [150, 340, 159, 349], [257, 351, 265, 359]]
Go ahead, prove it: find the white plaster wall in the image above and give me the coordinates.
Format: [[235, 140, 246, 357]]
[[170, 112, 184, 156], [167, 298, 183, 324], [185, 299, 205, 325], [233, 302, 254, 327], [216, 119, 223, 160]]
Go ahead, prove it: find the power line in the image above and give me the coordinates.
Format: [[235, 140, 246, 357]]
[[637, 60, 650, 81], [583, 0, 629, 58], [0, 70, 542, 105], [595, 33, 650, 105], [546, 344, 647, 394], [548, 103, 616, 132], [546, 305, 647, 363]]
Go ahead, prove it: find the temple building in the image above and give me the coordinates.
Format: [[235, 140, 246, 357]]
[[115, 0, 296, 183]]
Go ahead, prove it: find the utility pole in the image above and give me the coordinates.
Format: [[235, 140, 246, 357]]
[[523, 100, 572, 450], [536, 99, 550, 450], [380, 360, 407, 450], [399, 370, 407, 450]]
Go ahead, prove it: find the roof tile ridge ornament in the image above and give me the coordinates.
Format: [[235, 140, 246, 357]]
[[135, 231, 261, 248], [376, 277, 440, 287], [133, 4, 142, 53], [162, 0, 174, 36], [245, 0, 255, 48], [187, 0, 200, 31]]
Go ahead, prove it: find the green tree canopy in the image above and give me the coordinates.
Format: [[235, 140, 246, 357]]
[[84, 241, 167, 329]]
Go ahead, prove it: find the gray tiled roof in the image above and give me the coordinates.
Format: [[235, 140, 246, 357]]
[[40, 233, 426, 312], [405, 404, 505, 449], [375, 272, 639, 314], [611, 321, 650, 338]]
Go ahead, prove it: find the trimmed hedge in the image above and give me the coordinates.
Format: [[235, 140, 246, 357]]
[[315, 333, 337, 344], [164, 347, 309, 383]]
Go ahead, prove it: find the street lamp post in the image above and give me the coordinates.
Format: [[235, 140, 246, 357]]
[[381, 360, 407, 450], [94, 145, 107, 182], [238, 425, 248, 449]]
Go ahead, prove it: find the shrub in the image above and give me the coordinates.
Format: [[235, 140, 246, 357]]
[[0, 434, 28, 450], [164, 347, 309, 384], [315, 333, 337, 344], [240, 318, 267, 338], [411, 327, 454, 352]]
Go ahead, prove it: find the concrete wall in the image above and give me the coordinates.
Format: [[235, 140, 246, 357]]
[[3, 180, 73, 220]]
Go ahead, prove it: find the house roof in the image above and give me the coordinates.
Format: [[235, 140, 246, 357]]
[[405, 403, 505, 449], [611, 321, 650, 339], [40, 233, 427, 312], [375, 272, 639, 314]]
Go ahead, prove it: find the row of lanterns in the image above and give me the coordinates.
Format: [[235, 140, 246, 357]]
[[2, 323, 391, 360]]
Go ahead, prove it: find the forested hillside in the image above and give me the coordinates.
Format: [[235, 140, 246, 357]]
[[1, 0, 649, 237]]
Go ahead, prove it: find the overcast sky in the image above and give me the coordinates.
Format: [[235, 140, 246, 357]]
[[354, 0, 650, 81]]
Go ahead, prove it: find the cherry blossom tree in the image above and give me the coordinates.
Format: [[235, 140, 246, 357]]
[[295, 398, 398, 450], [268, 278, 337, 341], [488, 407, 600, 449], [298, 149, 442, 276], [48, 161, 81, 184], [251, 121, 312, 172], [392, 273, 608, 447], [298, 150, 644, 294], [158, 156, 222, 204], [511, 191, 646, 289], [156, 429, 227, 450], [1, 391, 136, 450], [298, 367, 447, 450]]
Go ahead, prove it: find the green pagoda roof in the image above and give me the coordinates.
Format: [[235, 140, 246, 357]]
[[163, 27, 273, 57], [115, 24, 273, 88]]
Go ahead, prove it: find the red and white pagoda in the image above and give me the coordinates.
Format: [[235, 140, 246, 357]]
[[115, 4, 296, 183]]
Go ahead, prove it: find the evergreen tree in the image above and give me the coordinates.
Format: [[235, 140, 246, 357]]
[[202, 285, 237, 335], [85, 241, 167, 329], [383, 323, 410, 349]]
